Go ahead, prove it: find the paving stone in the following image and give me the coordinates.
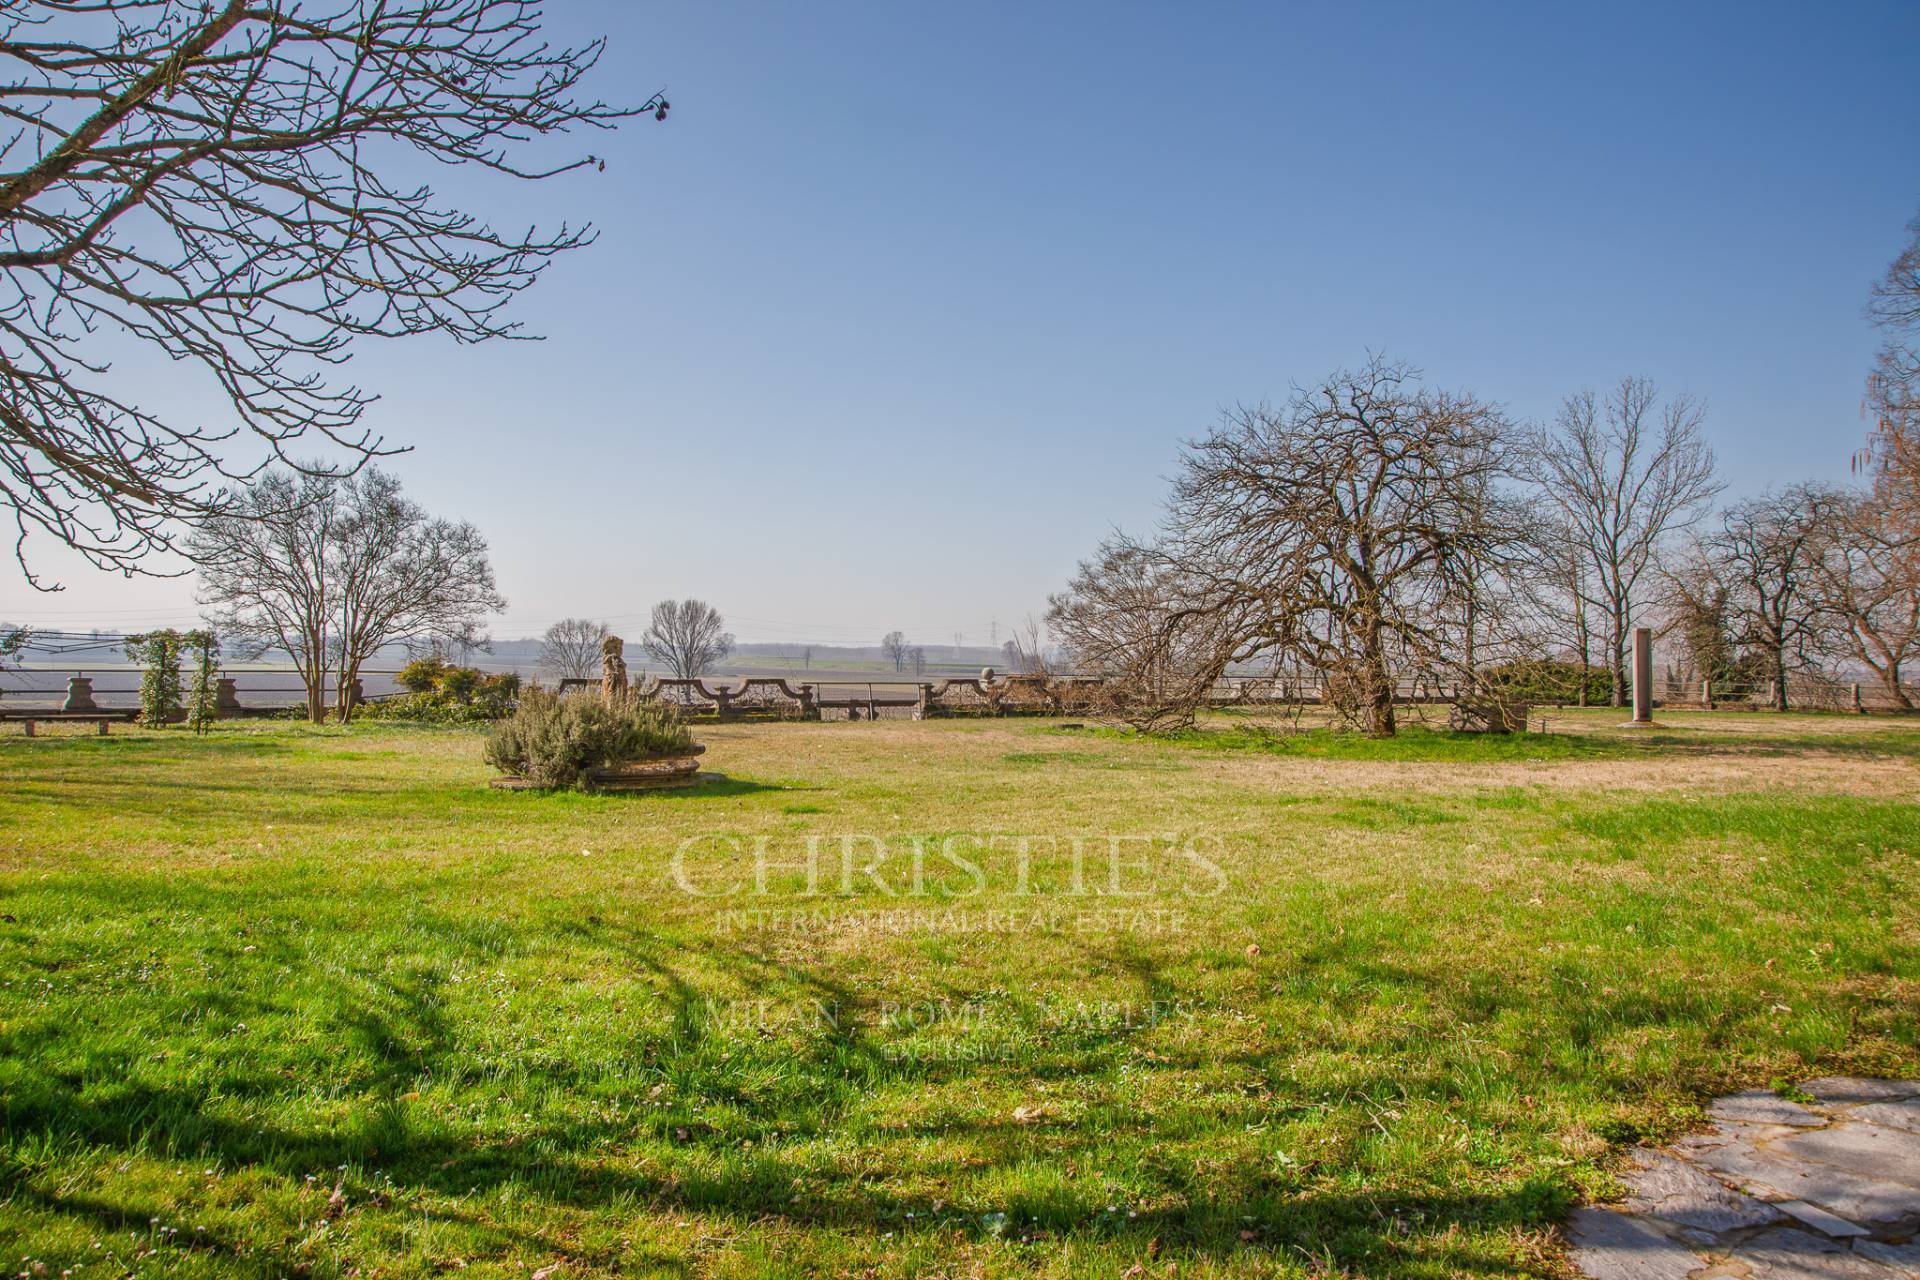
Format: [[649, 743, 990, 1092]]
[[1625, 1151, 1787, 1233], [1771, 1125, 1920, 1192], [1712, 1090, 1829, 1127], [1693, 1133, 1920, 1226], [1729, 1227, 1905, 1280], [1800, 1079, 1920, 1108], [1773, 1200, 1870, 1239], [1570, 1082, 1920, 1280], [1567, 1207, 1710, 1280], [1852, 1239, 1920, 1271], [1849, 1100, 1920, 1136]]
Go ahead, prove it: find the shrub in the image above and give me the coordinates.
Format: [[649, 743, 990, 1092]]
[[397, 657, 452, 693], [366, 664, 519, 722], [484, 689, 693, 790], [1479, 658, 1612, 706], [440, 665, 481, 702], [184, 631, 219, 734], [122, 629, 186, 724]]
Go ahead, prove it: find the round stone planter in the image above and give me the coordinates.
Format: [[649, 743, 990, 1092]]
[[491, 743, 707, 793]]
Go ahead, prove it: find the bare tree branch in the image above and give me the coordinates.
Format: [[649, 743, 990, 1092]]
[[1521, 377, 1721, 707], [642, 598, 731, 682], [0, 1, 660, 586]]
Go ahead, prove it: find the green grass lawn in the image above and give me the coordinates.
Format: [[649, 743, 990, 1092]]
[[1, 711, 1915, 1278]]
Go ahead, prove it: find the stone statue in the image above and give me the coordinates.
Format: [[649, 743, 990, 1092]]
[[601, 635, 628, 702]]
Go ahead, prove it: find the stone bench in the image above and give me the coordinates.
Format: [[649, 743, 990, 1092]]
[[6, 713, 123, 737]]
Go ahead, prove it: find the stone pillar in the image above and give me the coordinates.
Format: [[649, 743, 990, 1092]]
[[1701, 679, 1712, 709], [798, 683, 818, 721], [916, 682, 935, 720], [348, 678, 365, 707], [1630, 627, 1655, 725], [711, 684, 733, 720], [215, 677, 241, 717], [62, 676, 97, 712]]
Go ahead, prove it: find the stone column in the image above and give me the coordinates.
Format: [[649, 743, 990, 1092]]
[[1629, 627, 1655, 725], [62, 676, 97, 712], [215, 677, 242, 717]]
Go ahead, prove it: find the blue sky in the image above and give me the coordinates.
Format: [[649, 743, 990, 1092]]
[[6, 0, 1918, 646]]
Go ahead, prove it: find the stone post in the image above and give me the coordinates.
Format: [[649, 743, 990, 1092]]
[[711, 684, 734, 721], [215, 677, 241, 717], [1701, 679, 1712, 709], [1629, 627, 1655, 726], [916, 682, 935, 720], [62, 675, 98, 712], [798, 683, 818, 721], [348, 678, 365, 708]]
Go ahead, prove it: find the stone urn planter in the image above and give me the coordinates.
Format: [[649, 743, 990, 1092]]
[[490, 742, 707, 793], [584, 742, 708, 792]]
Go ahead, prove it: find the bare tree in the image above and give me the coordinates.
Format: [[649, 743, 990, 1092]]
[[190, 470, 338, 722], [643, 599, 733, 681], [880, 631, 908, 672], [329, 469, 504, 722], [0, 2, 661, 587], [1524, 378, 1722, 706], [1656, 545, 1735, 694], [909, 646, 926, 677], [415, 620, 493, 668], [1001, 616, 1052, 675], [1049, 535, 1249, 733], [1810, 495, 1920, 709], [1526, 516, 1601, 705], [541, 618, 611, 681], [192, 465, 501, 722], [1155, 357, 1521, 736], [1705, 486, 1834, 710], [1864, 210, 1920, 524]]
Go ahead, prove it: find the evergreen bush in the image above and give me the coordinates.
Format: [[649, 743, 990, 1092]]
[[484, 689, 692, 789]]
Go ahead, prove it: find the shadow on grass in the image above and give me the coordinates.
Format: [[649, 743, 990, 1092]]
[[0, 882, 1767, 1276], [1115, 721, 1920, 765]]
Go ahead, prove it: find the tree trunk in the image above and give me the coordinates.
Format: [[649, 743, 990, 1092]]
[[1771, 648, 1788, 712], [1360, 620, 1396, 737], [1609, 612, 1628, 708], [1880, 661, 1914, 711], [335, 658, 359, 724], [1573, 591, 1590, 707]]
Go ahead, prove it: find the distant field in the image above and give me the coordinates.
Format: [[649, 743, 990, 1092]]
[[1, 710, 1914, 1277]]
